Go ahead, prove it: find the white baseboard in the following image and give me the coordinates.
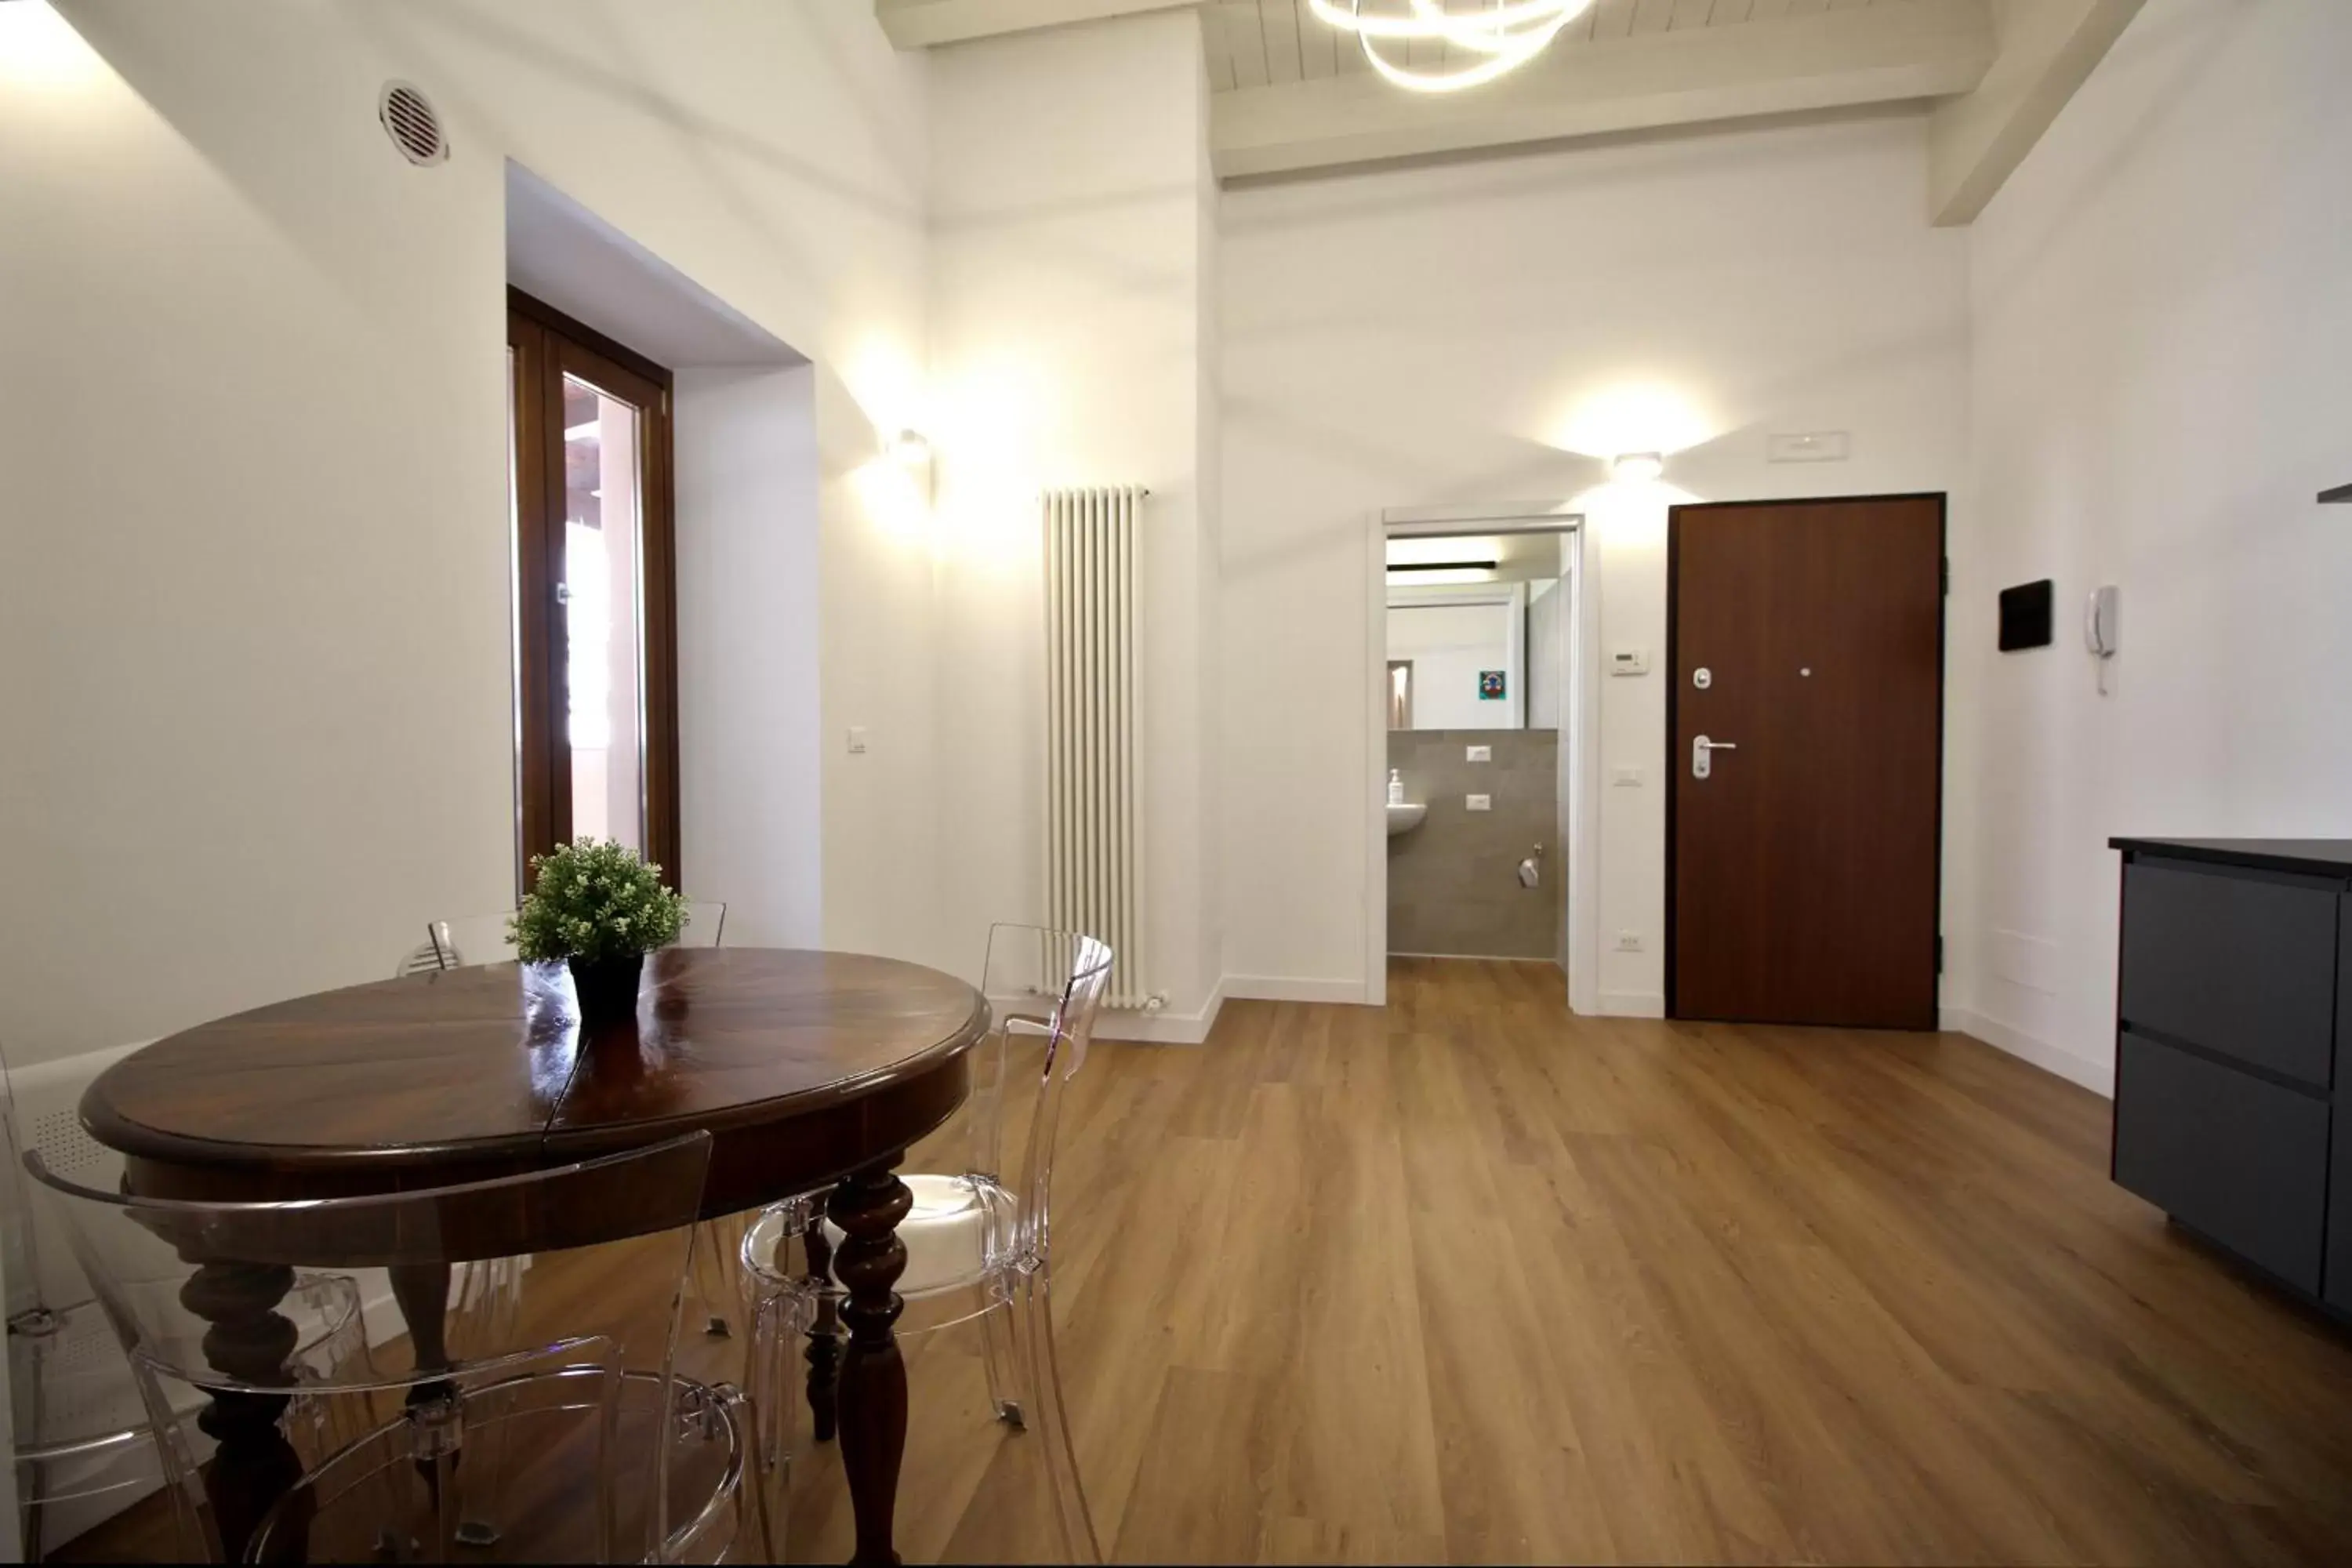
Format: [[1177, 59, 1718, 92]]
[[1597, 990, 1665, 1018], [1941, 1007, 2113, 1098], [1386, 952, 1559, 965], [1092, 976, 1226, 1044], [1221, 974, 1377, 1006]]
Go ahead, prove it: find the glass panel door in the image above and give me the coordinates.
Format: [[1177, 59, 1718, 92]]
[[561, 376, 644, 851], [506, 293, 678, 892]]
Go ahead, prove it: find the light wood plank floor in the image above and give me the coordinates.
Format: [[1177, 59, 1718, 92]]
[[771, 956, 2352, 1565], [64, 957, 2352, 1563]]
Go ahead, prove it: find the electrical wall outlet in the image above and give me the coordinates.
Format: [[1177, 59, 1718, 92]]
[[1465, 793, 1491, 812], [1465, 744, 1491, 762], [846, 727, 869, 754], [1615, 930, 1643, 952], [1610, 766, 1642, 787]]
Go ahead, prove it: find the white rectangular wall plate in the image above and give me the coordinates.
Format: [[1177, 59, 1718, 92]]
[[1767, 430, 1850, 463], [1465, 744, 1491, 762], [1609, 648, 1650, 677], [1465, 794, 1491, 811]]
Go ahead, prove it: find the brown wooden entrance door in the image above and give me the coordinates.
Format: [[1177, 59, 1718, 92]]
[[1667, 495, 1944, 1029]]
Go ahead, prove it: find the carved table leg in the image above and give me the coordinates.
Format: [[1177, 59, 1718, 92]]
[[388, 1261, 454, 1377], [179, 1259, 306, 1563], [829, 1158, 913, 1568], [803, 1189, 841, 1443]]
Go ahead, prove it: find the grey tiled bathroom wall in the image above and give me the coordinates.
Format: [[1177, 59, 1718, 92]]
[[1386, 728, 1559, 960]]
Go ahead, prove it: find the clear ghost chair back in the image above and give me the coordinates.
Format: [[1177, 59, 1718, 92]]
[[1, 1040, 143, 1315], [734, 929, 1111, 1564], [0, 1048, 38, 1323], [670, 902, 727, 949], [426, 913, 520, 969], [973, 924, 1112, 1269], [24, 1131, 719, 1563], [429, 900, 736, 1342], [3, 1041, 183, 1563], [430, 902, 720, 966]]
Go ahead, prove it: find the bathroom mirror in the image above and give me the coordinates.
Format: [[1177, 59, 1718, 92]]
[[1385, 532, 1563, 732]]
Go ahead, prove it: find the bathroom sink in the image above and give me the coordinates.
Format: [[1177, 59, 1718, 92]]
[[1385, 802, 1427, 837]]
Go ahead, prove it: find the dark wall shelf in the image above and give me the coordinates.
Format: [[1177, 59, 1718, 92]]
[[2320, 482, 2352, 504]]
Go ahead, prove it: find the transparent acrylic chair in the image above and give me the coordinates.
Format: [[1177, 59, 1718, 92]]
[[4, 1042, 202, 1562], [655, 904, 739, 1337], [426, 902, 724, 971], [739, 925, 1112, 1563], [2, 1044, 376, 1561], [424, 913, 519, 971], [24, 1130, 744, 1563], [426, 902, 737, 1338]]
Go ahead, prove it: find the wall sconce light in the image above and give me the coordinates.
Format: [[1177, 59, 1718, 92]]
[[884, 428, 931, 470], [1613, 452, 1664, 483]]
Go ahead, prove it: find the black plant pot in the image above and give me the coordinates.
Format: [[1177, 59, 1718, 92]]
[[568, 951, 645, 1025]]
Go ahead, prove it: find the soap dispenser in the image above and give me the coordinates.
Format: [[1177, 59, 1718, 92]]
[[1388, 768, 1405, 806]]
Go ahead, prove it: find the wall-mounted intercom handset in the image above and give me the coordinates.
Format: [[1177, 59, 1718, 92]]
[[2085, 585, 2119, 693]]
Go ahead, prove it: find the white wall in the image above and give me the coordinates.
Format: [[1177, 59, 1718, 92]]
[[1221, 113, 1972, 1010], [1950, 0, 2352, 1093], [675, 364, 823, 948], [0, 0, 936, 1065], [925, 11, 1223, 1030], [1528, 576, 1564, 731], [1388, 598, 1523, 731]]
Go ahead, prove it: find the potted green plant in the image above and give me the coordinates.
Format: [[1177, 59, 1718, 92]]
[[509, 838, 689, 1024]]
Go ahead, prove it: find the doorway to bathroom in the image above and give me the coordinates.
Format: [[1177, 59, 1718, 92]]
[[1367, 506, 1596, 1011]]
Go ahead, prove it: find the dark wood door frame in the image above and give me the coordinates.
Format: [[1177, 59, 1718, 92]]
[[1663, 492, 1947, 1028], [506, 289, 681, 890]]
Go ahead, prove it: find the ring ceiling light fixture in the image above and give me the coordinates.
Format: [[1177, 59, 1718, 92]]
[[1307, 0, 1596, 93]]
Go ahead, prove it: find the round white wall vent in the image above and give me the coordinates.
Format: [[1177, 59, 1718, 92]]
[[379, 82, 448, 167]]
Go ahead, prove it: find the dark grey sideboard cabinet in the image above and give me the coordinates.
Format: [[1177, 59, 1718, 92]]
[[2109, 838, 2352, 1314]]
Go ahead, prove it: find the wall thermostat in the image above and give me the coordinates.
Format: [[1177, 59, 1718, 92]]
[[1610, 648, 1650, 677]]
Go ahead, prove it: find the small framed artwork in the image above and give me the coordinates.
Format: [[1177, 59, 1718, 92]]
[[1479, 670, 1507, 701]]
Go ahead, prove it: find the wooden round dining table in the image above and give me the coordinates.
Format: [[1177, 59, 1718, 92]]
[[80, 946, 990, 1567]]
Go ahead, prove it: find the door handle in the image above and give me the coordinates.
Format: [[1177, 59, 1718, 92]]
[[1692, 735, 1737, 780]]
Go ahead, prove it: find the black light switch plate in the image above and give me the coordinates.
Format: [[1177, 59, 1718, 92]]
[[1999, 579, 2053, 652]]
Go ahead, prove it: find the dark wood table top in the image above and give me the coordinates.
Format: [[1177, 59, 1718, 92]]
[[82, 947, 989, 1213]]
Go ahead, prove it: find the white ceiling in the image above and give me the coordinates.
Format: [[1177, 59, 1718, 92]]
[[1203, 0, 1904, 94], [874, 0, 2143, 222]]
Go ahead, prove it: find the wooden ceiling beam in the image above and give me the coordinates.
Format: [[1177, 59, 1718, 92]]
[[1926, 0, 2144, 226], [1212, 0, 1997, 181], [874, 0, 1196, 49]]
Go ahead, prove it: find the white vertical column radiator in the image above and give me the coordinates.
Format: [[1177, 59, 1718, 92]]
[[1043, 487, 1154, 1010]]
